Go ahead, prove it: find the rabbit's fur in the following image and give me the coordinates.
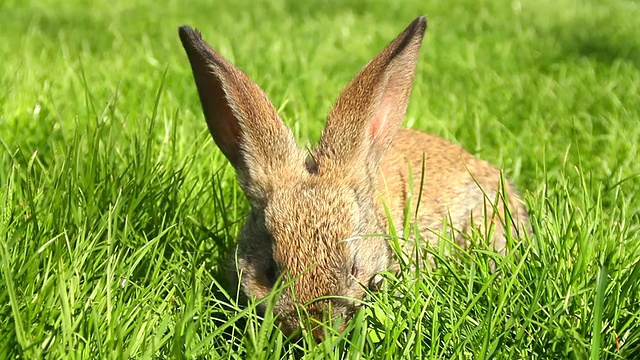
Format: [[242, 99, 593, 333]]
[[179, 16, 529, 338]]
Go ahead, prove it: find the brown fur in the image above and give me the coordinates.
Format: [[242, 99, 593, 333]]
[[178, 16, 529, 339]]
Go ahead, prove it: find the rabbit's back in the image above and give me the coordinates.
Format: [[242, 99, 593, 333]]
[[379, 129, 529, 251]]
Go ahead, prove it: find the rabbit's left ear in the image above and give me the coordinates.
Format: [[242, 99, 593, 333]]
[[316, 16, 427, 170]]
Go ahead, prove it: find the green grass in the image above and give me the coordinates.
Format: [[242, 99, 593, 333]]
[[1, 0, 639, 358]]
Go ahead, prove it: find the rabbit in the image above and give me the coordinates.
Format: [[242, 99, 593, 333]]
[[178, 15, 530, 339]]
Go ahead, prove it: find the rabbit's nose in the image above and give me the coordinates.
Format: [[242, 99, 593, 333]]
[[311, 326, 325, 342], [337, 321, 347, 332], [309, 319, 348, 342], [308, 311, 350, 341]]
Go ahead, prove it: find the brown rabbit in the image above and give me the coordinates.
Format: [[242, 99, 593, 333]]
[[178, 16, 529, 339]]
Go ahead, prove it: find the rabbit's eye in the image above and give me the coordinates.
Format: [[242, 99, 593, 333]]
[[350, 263, 359, 278], [369, 274, 384, 291], [265, 262, 279, 286]]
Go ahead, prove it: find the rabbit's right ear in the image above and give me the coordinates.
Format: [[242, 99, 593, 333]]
[[179, 26, 303, 201]]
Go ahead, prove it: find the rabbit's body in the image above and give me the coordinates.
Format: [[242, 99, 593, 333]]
[[179, 16, 529, 339]]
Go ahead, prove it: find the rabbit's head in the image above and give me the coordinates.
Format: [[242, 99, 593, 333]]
[[232, 177, 391, 337], [179, 16, 426, 338]]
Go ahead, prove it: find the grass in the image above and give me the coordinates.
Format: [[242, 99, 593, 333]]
[[1, 0, 639, 358]]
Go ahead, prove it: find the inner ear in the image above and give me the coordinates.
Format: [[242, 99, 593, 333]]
[[366, 66, 412, 159], [369, 85, 396, 143]]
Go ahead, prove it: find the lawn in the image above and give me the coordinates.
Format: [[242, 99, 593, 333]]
[[1, 0, 639, 358]]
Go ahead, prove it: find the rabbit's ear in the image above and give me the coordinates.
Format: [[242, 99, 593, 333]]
[[179, 26, 303, 200], [316, 16, 426, 172]]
